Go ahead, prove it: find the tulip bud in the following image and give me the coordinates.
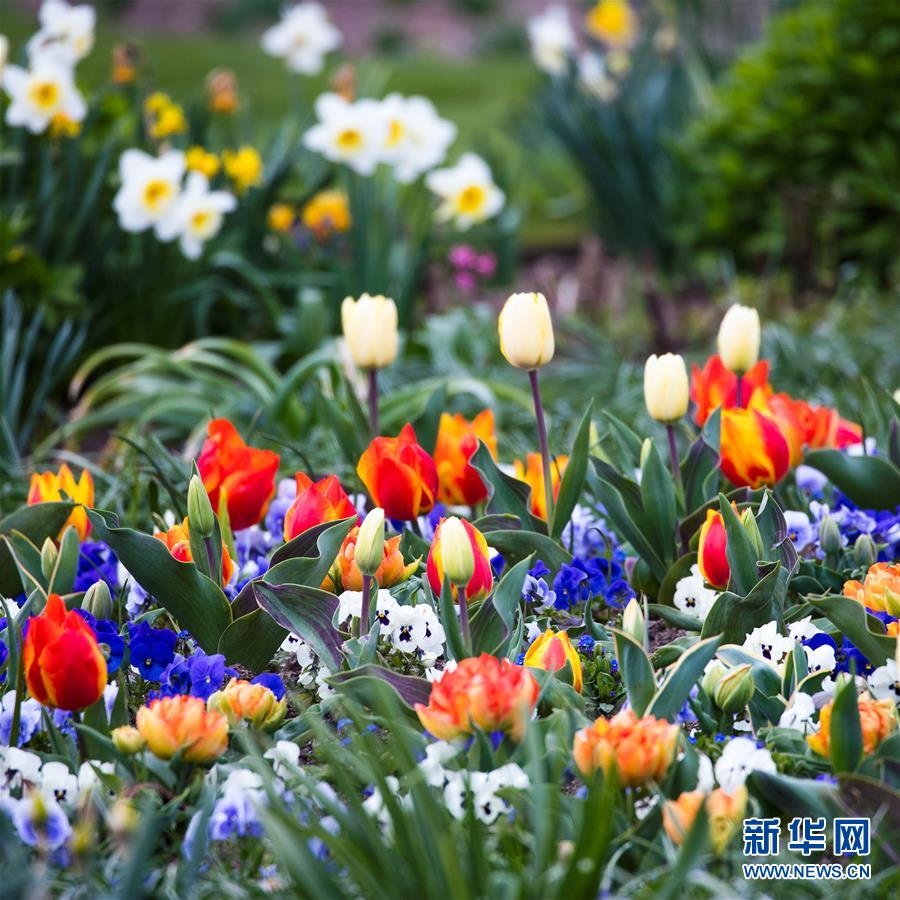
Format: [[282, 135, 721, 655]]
[[701, 660, 727, 697], [187, 474, 216, 538], [622, 598, 645, 644], [498, 292, 555, 370], [108, 798, 140, 839], [111, 725, 147, 755], [439, 516, 476, 587], [355, 508, 385, 577], [82, 581, 113, 620], [41, 538, 58, 580], [643, 353, 689, 422], [713, 663, 755, 713], [853, 534, 877, 569], [639, 437, 652, 469], [818, 514, 842, 555], [740, 508, 766, 560], [341, 294, 399, 369], [717, 304, 760, 373]]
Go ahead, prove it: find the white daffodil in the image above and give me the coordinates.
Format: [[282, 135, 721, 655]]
[[112, 148, 185, 236], [304, 92, 389, 175], [156, 172, 236, 259], [1, 55, 85, 134], [713, 736, 776, 793], [377, 93, 457, 183], [261, 2, 341, 75], [672, 564, 718, 622], [527, 5, 575, 75], [27, 1, 95, 65], [425, 153, 505, 229]]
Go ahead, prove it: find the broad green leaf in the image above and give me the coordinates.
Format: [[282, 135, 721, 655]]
[[639, 438, 677, 567], [551, 400, 593, 540], [327, 665, 431, 713], [647, 635, 722, 721], [470, 440, 544, 533], [480, 528, 570, 572], [719, 493, 760, 595], [805, 449, 900, 510], [829, 676, 863, 773], [612, 628, 655, 716], [701, 563, 782, 645], [0, 502, 74, 597]]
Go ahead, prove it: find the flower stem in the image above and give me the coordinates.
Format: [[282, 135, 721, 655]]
[[368, 368, 379, 438], [528, 369, 554, 525], [360, 574, 373, 634], [666, 423, 683, 499], [735, 373, 744, 408], [458, 592, 472, 656]]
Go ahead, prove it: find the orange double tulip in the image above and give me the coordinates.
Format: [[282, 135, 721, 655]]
[[843, 562, 900, 615], [136, 695, 229, 763], [807, 694, 897, 758], [330, 525, 418, 592], [663, 787, 748, 855]]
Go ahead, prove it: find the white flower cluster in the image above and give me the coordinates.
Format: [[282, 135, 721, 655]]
[[282, 633, 337, 701], [112, 150, 237, 259], [1, 1, 92, 134], [672, 564, 719, 622], [712, 737, 776, 794], [741, 618, 836, 677], [261, 2, 342, 76]]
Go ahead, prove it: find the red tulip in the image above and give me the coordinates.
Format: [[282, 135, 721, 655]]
[[720, 393, 791, 489], [357, 424, 439, 521], [283, 473, 359, 542], [698, 509, 730, 589], [197, 418, 280, 531], [23, 594, 107, 711]]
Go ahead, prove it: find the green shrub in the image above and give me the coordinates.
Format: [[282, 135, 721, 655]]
[[680, 0, 900, 289]]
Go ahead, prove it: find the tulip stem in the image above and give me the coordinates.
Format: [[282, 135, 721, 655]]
[[458, 595, 472, 655], [368, 369, 379, 438], [735, 373, 744, 408], [529, 369, 555, 526], [360, 574, 373, 633], [666, 424, 683, 499]]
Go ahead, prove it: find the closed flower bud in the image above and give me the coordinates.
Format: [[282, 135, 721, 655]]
[[643, 353, 689, 422], [717, 304, 760, 373], [41, 538, 58, 580], [341, 294, 399, 369], [818, 514, 842, 555], [853, 533, 877, 569], [437, 516, 475, 587], [498, 292, 555, 370], [740, 508, 766, 560], [82, 581, 113, 620], [355, 508, 386, 577], [108, 798, 140, 839], [713, 663, 755, 713], [426, 517, 493, 604], [621, 597, 645, 644], [701, 659, 727, 697], [698, 509, 730, 589], [187, 474, 216, 538], [111, 725, 147, 755]]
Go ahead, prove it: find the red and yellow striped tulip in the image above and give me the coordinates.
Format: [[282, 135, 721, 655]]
[[689, 355, 771, 427], [719, 392, 791, 489], [523, 628, 583, 692], [426, 517, 493, 604], [27, 463, 94, 541], [697, 508, 730, 589], [433, 410, 496, 507]]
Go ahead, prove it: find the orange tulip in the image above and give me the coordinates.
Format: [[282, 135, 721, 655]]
[[719, 391, 791, 489], [690, 355, 770, 427], [136, 695, 229, 763], [523, 628, 583, 692], [331, 525, 418, 592], [23, 593, 107, 711], [155, 518, 235, 586], [843, 562, 900, 615], [663, 787, 747, 855], [283, 473, 359, 542], [514, 453, 568, 521], [807, 694, 897, 758], [426, 517, 493, 604], [197, 418, 280, 531], [27, 463, 94, 541], [357, 423, 439, 521], [768, 393, 863, 465], [433, 410, 497, 507], [414, 654, 540, 742], [573, 709, 679, 786], [207, 678, 286, 730], [698, 508, 730, 589]]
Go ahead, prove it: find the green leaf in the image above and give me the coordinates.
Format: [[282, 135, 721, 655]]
[[656, 553, 698, 607], [550, 400, 592, 540], [217, 606, 289, 671], [88, 509, 232, 652], [2, 532, 47, 598], [0, 503, 72, 596], [647, 635, 722, 721], [719, 493, 759, 595], [470, 440, 544, 533], [639, 438, 678, 567], [263, 517, 356, 589], [701, 563, 782, 644], [48, 525, 81, 595], [807, 594, 895, 667], [469, 556, 531, 656], [438, 576, 467, 662], [804, 449, 900, 510], [829, 676, 863, 773], [648, 603, 704, 632], [612, 628, 655, 716], [748, 771, 840, 820], [327, 665, 432, 713], [479, 528, 570, 572]]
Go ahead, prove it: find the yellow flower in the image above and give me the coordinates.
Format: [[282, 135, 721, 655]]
[[49, 112, 81, 139], [523, 629, 583, 692], [144, 92, 187, 139], [28, 463, 94, 541], [302, 189, 351, 238], [585, 1, 637, 49], [186, 146, 221, 179], [222, 146, 263, 193], [268, 202, 295, 233], [663, 787, 747, 855]]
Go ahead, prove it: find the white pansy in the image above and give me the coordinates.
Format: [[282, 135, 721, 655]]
[[377, 93, 456, 183], [304, 92, 389, 175], [444, 764, 529, 824], [804, 642, 836, 675], [786, 616, 818, 643], [673, 564, 719, 622], [389, 605, 426, 653], [77, 760, 114, 796], [39, 761, 79, 807], [695, 753, 715, 792], [156, 171, 236, 259], [714, 736, 776, 793], [337, 589, 398, 631], [1, 56, 85, 134], [425, 153, 505, 229], [1, 748, 42, 794], [363, 775, 402, 830], [264, 740, 302, 781], [527, 5, 575, 75], [418, 741, 460, 788], [261, 2, 341, 75], [112, 149, 185, 236], [778, 692, 817, 732], [867, 659, 899, 703], [742, 621, 792, 673], [27, 1, 95, 65]]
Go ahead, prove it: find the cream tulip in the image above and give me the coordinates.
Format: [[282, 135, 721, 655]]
[[498, 292, 555, 370], [341, 293, 399, 369], [643, 353, 688, 422], [717, 304, 760, 373], [438, 516, 475, 587], [355, 508, 385, 577]]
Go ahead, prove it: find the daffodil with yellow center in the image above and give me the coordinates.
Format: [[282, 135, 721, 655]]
[[29, 79, 61, 111], [455, 184, 487, 217], [336, 128, 363, 151], [142, 179, 174, 213]]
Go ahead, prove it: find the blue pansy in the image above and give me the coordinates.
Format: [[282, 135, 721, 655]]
[[128, 621, 177, 680], [251, 672, 286, 700]]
